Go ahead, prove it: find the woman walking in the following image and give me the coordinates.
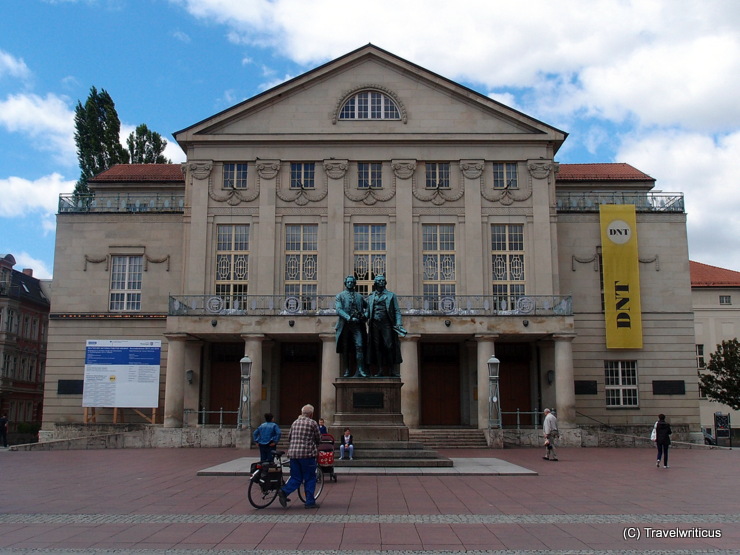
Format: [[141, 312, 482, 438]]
[[655, 414, 672, 468]]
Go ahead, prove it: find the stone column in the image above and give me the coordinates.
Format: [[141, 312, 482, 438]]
[[182, 340, 203, 427], [163, 334, 188, 428], [553, 334, 577, 427], [241, 334, 266, 429], [400, 334, 421, 428], [475, 334, 498, 429], [320, 333, 339, 423]]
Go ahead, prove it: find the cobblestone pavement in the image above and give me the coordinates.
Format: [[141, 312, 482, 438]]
[[0, 446, 738, 554]]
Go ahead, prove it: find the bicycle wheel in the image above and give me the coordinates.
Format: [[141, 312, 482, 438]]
[[298, 466, 324, 503], [247, 480, 279, 509]]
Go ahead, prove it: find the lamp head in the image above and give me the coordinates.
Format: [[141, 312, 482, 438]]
[[240, 355, 253, 379]]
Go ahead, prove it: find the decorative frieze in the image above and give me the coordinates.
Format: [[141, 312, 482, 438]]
[[323, 159, 349, 179], [460, 160, 484, 179]]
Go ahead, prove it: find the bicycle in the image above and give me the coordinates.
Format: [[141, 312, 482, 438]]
[[247, 450, 324, 509]]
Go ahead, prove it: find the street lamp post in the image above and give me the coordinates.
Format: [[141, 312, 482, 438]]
[[238, 355, 253, 435], [487, 355, 501, 440]]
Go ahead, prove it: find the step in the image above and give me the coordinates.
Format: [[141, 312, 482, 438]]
[[331, 448, 441, 459], [332, 457, 454, 468]]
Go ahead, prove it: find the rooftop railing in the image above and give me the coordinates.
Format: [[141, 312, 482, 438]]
[[556, 191, 684, 213], [169, 294, 573, 317], [58, 193, 185, 214]]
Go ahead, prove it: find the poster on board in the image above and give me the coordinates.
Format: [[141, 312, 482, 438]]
[[83, 339, 161, 408]]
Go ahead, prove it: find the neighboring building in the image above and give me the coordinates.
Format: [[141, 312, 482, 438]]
[[0, 254, 50, 442], [42, 45, 700, 445], [691, 260, 740, 439]]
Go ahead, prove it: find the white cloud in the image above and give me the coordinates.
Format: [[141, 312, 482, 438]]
[[164, 140, 186, 164], [0, 50, 31, 80], [173, 0, 740, 131], [617, 130, 740, 272], [12, 252, 53, 281], [0, 173, 74, 219], [173, 30, 191, 43], [0, 93, 76, 163]]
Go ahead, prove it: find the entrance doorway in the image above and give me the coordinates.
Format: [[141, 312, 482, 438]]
[[420, 343, 461, 425], [279, 342, 321, 422], [496, 343, 533, 427], [208, 343, 243, 426]]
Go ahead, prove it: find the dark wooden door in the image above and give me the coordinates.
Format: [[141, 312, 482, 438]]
[[420, 343, 460, 425], [208, 358, 240, 426], [279, 343, 321, 423], [496, 343, 533, 426]]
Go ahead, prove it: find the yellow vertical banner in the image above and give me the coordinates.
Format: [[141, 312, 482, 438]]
[[599, 204, 643, 349]]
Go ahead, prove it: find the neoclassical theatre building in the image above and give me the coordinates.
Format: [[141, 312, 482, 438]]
[[43, 45, 700, 445]]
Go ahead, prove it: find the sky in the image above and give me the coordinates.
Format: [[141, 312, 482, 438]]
[[2, 0, 740, 280]]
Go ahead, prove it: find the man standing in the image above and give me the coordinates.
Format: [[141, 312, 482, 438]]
[[366, 275, 405, 377], [0, 414, 7, 448], [542, 408, 559, 461], [279, 404, 322, 509], [335, 275, 368, 377], [252, 412, 281, 462]]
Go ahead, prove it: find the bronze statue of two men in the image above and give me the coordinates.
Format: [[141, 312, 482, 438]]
[[335, 275, 407, 377]]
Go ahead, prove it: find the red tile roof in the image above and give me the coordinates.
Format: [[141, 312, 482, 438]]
[[557, 163, 655, 182], [690, 261, 740, 287], [90, 164, 183, 182]]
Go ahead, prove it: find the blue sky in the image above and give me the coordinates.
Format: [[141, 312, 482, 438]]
[[2, 0, 740, 279]]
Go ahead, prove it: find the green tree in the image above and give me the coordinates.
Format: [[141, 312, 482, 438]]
[[73, 86, 128, 195], [126, 123, 171, 164], [699, 339, 740, 410]]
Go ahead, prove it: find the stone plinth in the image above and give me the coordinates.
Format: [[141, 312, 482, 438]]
[[331, 378, 409, 441]]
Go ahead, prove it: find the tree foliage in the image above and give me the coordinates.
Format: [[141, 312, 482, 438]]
[[73, 86, 128, 195], [126, 124, 171, 164], [699, 339, 740, 410]]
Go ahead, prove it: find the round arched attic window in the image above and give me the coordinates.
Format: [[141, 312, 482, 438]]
[[338, 89, 402, 121]]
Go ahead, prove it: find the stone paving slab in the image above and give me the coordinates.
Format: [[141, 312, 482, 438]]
[[1, 446, 739, 554], [197, 456, 537, 476]]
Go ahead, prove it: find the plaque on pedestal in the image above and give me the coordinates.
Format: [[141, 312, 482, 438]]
[[332, 378, 409, 441]]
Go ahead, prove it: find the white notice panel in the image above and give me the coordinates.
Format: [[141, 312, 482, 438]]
[[83, 340, 161, 408]]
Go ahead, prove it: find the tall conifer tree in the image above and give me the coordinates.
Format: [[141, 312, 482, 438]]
[[73, 86, 127, 195]]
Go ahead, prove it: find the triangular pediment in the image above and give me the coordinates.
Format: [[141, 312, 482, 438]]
[[175, 45, 566, 148]]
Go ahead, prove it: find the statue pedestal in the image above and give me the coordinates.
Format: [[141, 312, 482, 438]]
[[331, 378, 409, 441]]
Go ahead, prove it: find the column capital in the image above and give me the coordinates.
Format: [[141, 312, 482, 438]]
[[474, 334, 500, 341], [552, 333, 576, 342], [240, 333, 267, 342], [400, 333, 421, 342], [163, 333, 200, 343], [319, 333, 336, 342]]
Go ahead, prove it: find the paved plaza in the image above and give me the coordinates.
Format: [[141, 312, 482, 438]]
[[0, 445, 738, 554]]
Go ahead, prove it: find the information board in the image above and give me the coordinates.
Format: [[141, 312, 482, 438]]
[[83, 340, 161, 408]]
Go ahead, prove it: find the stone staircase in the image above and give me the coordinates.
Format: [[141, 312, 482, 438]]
[[330, 440, 453, 468], [408, 428, 489, 449]]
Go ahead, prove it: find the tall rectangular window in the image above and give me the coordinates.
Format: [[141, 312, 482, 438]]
[[425, 163, 450, 189], [696, 344, 705, 369], [110, 255, 142, 311], [291, 163, 315, 189], [491, 224, 525, 310], [422, 224, 456, 308], [285, 224, 318, 306], [223, 163, 247, 189], [493, 162, 518, 189], [358, 162, 382, 189], [604, 360, 639, 407], [216, 224, 250, 307], [353, 224, 387, 294]]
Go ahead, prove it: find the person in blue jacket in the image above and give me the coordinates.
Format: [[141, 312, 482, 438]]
[[253, 413, 281, 462]]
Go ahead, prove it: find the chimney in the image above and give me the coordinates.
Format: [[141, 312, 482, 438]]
[[23, 268, 33, 277]]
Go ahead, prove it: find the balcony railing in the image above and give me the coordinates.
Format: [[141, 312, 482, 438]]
[[169, 294, 573, 317], [58, 193, 185, 214], [556, 191, 684, 213]]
